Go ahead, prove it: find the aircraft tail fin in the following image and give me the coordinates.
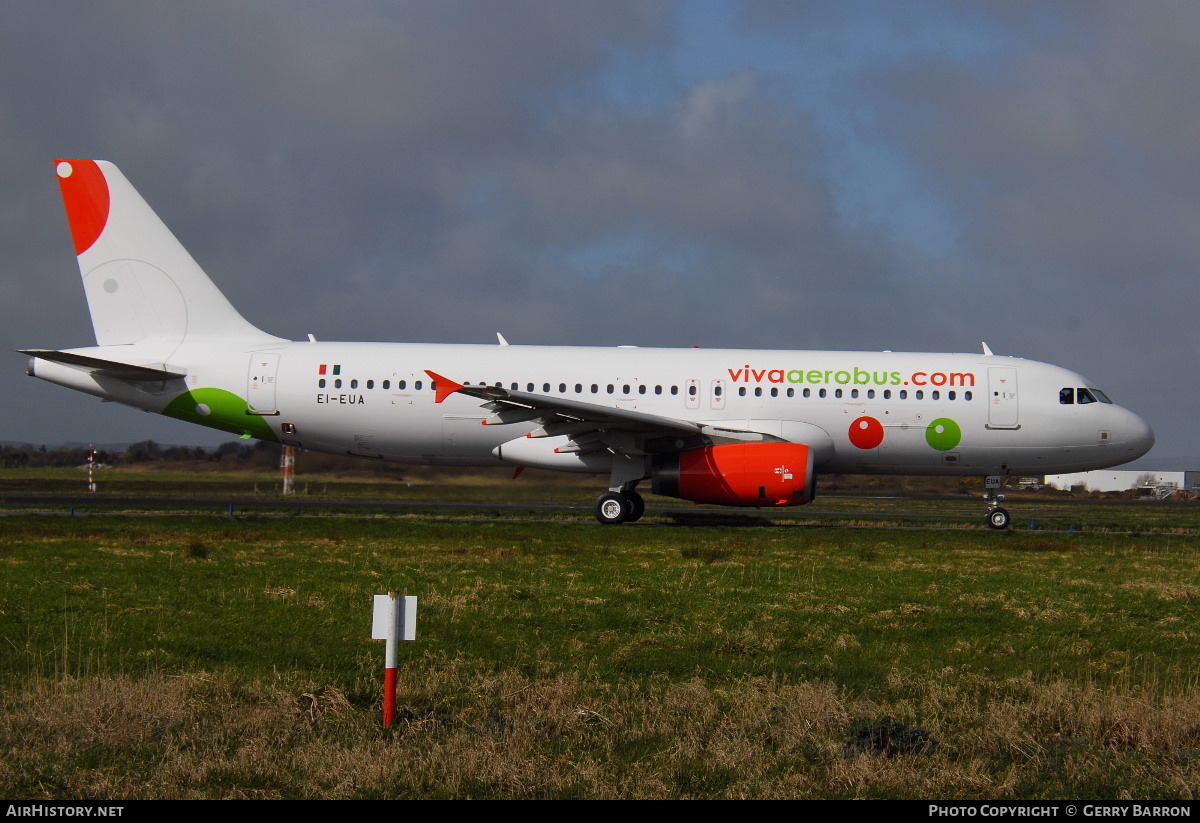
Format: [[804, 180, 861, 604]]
[[53, 159, 282, 349]]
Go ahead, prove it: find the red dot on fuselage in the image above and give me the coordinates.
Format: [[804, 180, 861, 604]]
[[848, 416, 885, 449]]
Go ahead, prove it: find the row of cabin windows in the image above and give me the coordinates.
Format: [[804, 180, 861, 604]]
[[739, 386, 973, 401], [317, 378, 419, 390], [487, 381, 682, 396], [315, 376, 972, 403]]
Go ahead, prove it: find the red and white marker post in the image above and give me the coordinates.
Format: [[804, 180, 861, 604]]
[[371, 591, 417, 728]]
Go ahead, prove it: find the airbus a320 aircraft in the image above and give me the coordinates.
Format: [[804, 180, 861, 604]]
[[24, 160, 1154, 528]]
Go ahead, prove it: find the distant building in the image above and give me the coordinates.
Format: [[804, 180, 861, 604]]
[[1044, 470, 1200, 498]]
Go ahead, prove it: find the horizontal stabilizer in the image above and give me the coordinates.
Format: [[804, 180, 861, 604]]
[[20, 349, 186, 381]]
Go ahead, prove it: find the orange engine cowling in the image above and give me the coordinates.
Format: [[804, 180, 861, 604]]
[[651, 442, 816, 507]]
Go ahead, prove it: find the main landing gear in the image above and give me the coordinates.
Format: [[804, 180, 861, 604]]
[[594, 489, 645, 525], [984, 475, 1010, 530]]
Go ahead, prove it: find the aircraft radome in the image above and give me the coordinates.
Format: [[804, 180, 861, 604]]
[[23, 160, 1155, 527]]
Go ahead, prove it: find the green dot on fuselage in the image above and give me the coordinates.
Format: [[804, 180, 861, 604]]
[[925, 417, 961, 451]]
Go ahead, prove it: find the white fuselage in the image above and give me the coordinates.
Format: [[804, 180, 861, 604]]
[[33, 339, 1155, 478]]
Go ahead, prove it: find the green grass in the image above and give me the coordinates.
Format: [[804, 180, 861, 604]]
[[1, 481, 1200, 798]]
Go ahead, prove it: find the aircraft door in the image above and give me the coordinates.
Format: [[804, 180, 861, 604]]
[[247, 352, 280, 415], [685, 378, 700, 410], [987, 366, 1019, 429]]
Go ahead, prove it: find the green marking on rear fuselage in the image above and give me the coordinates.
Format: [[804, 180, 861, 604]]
[[164, 388, 279, 442]]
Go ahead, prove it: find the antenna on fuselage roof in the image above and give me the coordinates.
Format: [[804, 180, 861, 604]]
[[981, 342, 994, 356], [497, 333, 509, 346]]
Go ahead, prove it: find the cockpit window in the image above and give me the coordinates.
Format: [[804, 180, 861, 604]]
[[1061, 387, 1114, 405]]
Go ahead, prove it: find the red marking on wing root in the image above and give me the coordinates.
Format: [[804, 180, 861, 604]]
[[55, 160, 110, 256]]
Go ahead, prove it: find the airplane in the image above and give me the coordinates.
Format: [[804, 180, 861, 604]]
[[23, 159, 1155, 528]]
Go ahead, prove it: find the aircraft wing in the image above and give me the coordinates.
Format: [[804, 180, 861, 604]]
[[425, 370, 710, 451]]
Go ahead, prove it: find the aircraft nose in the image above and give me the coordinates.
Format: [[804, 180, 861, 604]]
[[1121, 410, 1155, 461]]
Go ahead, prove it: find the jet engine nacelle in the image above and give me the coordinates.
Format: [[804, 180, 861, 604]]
[[651, 442, 816, 507]]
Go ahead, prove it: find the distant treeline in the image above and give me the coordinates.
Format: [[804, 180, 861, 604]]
[[0, 439, 405, 477], [0, 439, 278, 469]]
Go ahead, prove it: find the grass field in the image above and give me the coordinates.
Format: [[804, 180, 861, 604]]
[[2, 470, 1199, 799]]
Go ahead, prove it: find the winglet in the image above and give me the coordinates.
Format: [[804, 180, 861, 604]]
[[425, 370, 464, 403]]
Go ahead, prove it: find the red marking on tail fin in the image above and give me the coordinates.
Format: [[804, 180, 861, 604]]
[[425, 370, 464, 404], [55, 160, 110, 255]]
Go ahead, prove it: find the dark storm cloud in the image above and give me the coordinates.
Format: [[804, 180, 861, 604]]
[[384, 68, 908, 350]]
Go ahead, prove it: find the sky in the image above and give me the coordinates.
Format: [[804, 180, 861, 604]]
[[2, 1, 1196, 467]]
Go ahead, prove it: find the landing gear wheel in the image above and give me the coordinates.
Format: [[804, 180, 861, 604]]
[[626, 491, 645, 523], [595, 492, 632, 525], [987, 507, 1011, 530]]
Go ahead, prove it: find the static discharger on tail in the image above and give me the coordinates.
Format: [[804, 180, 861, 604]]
[[23, 160, 1155, 527]]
